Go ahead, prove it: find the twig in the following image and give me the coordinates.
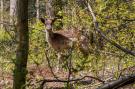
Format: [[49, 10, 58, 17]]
[[3, 25, 16, 42], [0, 22, 14, 27], [44, 50, 60, 80]]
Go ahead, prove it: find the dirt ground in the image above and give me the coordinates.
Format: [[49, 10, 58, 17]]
[[0, 65, 135, 89]]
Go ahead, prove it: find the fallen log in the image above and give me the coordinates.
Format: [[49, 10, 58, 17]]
[[97, 74, 135, 89]]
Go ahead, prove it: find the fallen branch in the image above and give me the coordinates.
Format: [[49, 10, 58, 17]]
[[39, 75, 104, 83], [38, 75, 104, 88], [97, 74, 135, 89]]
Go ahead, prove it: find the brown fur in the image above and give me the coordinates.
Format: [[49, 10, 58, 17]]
[[40, 18, 89, 55], [48, 32, 72, 51]]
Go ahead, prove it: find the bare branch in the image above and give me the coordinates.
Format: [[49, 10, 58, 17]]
[[44, 50, 60, 80], [38, 75, 104, 83]]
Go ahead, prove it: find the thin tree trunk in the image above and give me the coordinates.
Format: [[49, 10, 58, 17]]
[[10, 0, 17, 23], [45, 0, 54, 18], [13, 0, 28, 89], [0, 0, 3, 29], [36, 0, 39, 19]]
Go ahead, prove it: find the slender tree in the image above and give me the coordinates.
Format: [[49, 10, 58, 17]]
[[45, 0, 54, 18], [13, 0, 29, 89], [10, 0, 17, 23], [36, 0, 39, 19], [0, 0, 3, 29]]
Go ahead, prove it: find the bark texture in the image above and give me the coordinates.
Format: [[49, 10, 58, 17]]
[[13, 0, 28, 89]]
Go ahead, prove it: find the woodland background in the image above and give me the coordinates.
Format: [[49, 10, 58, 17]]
[[0, 0, 135, 89]]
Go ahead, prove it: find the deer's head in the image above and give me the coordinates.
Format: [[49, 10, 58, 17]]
[[40, 18, 57, 30]]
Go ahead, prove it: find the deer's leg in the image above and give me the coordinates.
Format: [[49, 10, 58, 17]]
[[80, 44, 89, 57], [55, 52, 62, 73], [79, 38, 90, 58]]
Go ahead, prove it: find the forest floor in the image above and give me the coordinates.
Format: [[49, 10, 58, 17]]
[[0, 64, 135, 89]]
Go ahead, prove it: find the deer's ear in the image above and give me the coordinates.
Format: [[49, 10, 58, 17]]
[[51, 17, 58, 24], [39, 18, 45, 24], [51, 16, 63, 24]]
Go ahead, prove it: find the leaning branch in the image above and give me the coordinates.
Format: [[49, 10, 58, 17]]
[[84, 1, 135, 56]]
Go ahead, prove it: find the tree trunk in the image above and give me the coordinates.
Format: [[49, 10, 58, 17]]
[[13, 0, 28, 89], [0, 0, 3, 29], [10, 0, 17, 23], [36, 0, 39, 19], [45, 0, 54, 18]]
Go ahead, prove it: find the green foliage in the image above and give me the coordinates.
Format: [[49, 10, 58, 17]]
[[28, 20, 46, 64], [0, 0, 135, 88], [28, 0, 135, 79], [0, 30, 11, 40]]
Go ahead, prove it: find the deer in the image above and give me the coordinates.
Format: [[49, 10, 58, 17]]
[[40, 17, 89, 72]]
